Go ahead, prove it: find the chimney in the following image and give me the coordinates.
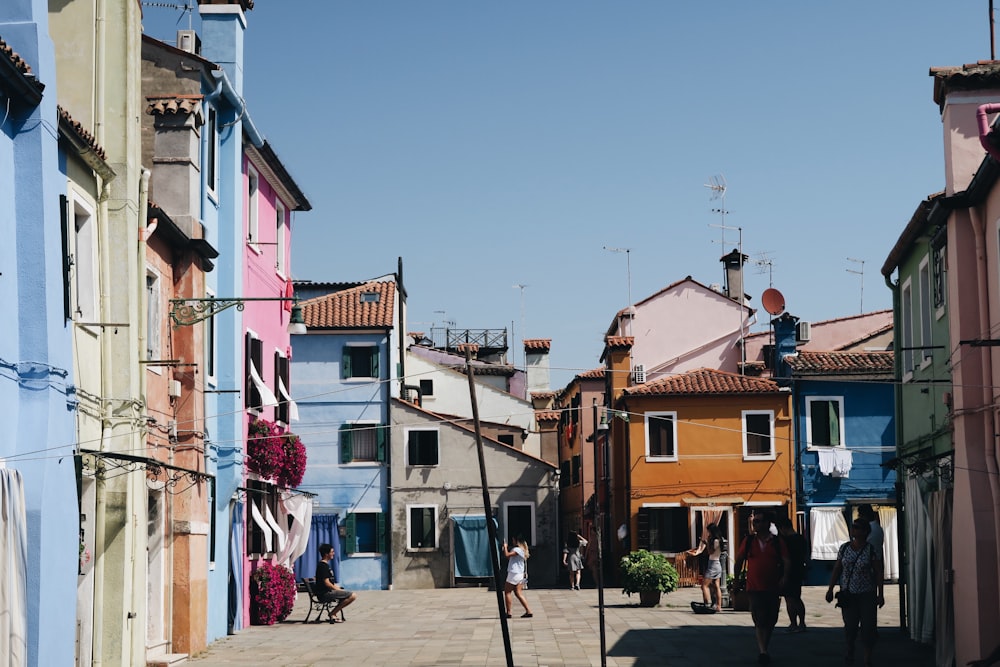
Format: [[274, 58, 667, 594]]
[[772, 312, 800, 380], [197, 0, 251, 96], [524, 338, 551, 395], [720, 248, 747, 303], [147, 96, 203, 239], [931, 63, 1000, 194]]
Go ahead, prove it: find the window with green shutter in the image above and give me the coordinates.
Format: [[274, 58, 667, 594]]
[[345, 511, 386, 554], [342, 345, 379, 379], [806, 396, 844, 447], [340, 423, 386, 463]]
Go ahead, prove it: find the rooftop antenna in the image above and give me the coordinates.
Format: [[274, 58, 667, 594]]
[[603, 246, 634, 371], [513, 284, 528, 369], [705, 174, 729, 247], [847, 257, 865, 313], [991, 0, 996, 60], [141, 2, 194, 31], [751, 251, 775, 288], [706, 174, 747, 371]]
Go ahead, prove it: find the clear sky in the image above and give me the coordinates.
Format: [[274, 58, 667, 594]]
[[143, 1, 987, 389]]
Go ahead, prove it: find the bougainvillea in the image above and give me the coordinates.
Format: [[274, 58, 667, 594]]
[[276, 433, 307, 488], [250, 560, 297, 625], [247, 418, 284, 481]]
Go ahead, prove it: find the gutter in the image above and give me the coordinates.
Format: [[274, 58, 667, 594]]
[[204, 68, 263, 147]]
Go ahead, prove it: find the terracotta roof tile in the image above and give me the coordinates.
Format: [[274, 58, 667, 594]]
[[605, 336, 634, 349], [57, 105, 108, 161], [531, 391, 557, 399], [0, 36, 33, 76], [624, 368, 783, 397], [577, 368, 605, 379], [785, 351, 894, 375], [146, 95, 204, 120], [301, 281, 395, 329], [535, 410, 560, 422], [524, 338, 551, 351]]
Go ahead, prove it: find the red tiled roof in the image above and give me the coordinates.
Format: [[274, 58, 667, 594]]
[[0, 36, 33, 76], [605, 336, 633, 349], [785, 351, 894, 375], [931, 61, 1000, 109], [57, 105, 107, 161], [300, 281, 395, 329], [524, 338, 551, 351], [531, 391, 557, 399], [535, 410, 560, 422], [146, 94, 204, 119], [577, 368, 605, 379], [624, 368, 783, 396]]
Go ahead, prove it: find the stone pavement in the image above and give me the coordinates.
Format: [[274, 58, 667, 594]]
[[187, 585, 936, 666]]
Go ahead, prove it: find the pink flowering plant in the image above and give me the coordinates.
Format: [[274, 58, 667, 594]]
[[250, 560, 297, 625], [276, 433, 307, 488], [247, 418, 284, 480]]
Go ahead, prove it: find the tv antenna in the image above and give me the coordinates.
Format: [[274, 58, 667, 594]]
[[513, 284, 528, 369], [847, 257, 865, 313], [751, 251, 775, 288], [141, 2, 194, 30], [705, 174, 730, 246]]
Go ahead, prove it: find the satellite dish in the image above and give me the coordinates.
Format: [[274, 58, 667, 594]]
[[762, 288, 785, 316]]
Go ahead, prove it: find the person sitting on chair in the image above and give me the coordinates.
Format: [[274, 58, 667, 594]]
[[316, 542, 357, 622]]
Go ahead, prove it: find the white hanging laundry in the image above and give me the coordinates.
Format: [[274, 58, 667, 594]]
[[817, 448, 837, 476], [277, 377, 299, 422], [264, 502, 286, 556], [250, 500, 273, 553], [248, 364, 279, 407], [831, 448, 853, 478]]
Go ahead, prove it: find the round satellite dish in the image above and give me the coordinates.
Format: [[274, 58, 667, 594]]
[[762, 288, 785, 315]]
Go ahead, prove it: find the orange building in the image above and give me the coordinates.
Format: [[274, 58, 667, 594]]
[[605, 337, 795, 577]]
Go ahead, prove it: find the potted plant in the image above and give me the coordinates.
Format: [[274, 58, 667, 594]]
[[619, 549, 679, 607]]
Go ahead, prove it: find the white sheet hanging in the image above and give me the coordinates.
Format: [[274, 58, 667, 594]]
[[264, 501, 286, 556], [277, 377, 299, 422], [831, 449, 853, 478], [810, 507, 850, 560], [877, 506, 899, 580], [817, 449, 837, 476], [278, 492, 313, 568], [249, 364, 279, 407], [1, 468, 28, 667], [250, 499, 273, 553]]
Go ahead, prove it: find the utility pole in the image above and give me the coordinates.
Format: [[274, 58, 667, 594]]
[[513, 284, 528, 370], [592, 398, 608, 667], [847, 258, 865, 313], [603, 246, 634, 371]]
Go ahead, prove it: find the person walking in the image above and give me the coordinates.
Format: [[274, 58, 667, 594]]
[[687, 523, 724, 612], [825, 518, 885, 667], [735, 512, 790, 665], [562, 530, 588, 590], [502, 537, 533, 618], [856, 504, 884, 556], [775, 517, 808, 632]]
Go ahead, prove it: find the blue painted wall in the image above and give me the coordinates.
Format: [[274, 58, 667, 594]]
[[292, 332, 390, 590], [1, 5, 81, 664]]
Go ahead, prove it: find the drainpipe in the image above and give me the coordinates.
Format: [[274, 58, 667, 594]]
[[977, 104, 1000, 162], [884, 271, 906, 629]]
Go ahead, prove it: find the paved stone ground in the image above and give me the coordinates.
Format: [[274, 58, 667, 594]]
[[186, 584, 936, 666]]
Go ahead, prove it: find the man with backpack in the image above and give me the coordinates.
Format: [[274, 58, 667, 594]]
[[735, 511, 791, 666]]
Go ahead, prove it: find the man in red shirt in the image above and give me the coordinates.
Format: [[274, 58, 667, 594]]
[[735, 512, 791, 665]]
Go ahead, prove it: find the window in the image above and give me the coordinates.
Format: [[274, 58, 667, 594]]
[[559, 460, 570, 488], [345, 511, 386, 554], [637, 506, 690, 552], [743, 410, 775, 458], [246, 480, 278, 555], [901, 279, 914, 374], [245, 332, 264, 412], [498, 434, 515, 447], [805, 397, 844, 448], [205, 288, 216, 384], [407, 504, 437, 550], [419, 379, 434, 396], [932, 237, 946, 309], [342, 345, 379, 379], [146, 270, 162, 362], [407, 429, 439, 466], [571, 454, 581, 485], [645, 411, 677, 460], [206, 106, 218, 196], [274, 352, 290, 424], [340, 422, 385, 463], [919, 258, 932, 365], [247, 166, 259, 246], [67, 196, 97, 322], [503, 502, 535, 545], [275, 200, 287, 276]]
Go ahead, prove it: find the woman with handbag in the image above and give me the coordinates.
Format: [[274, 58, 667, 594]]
[[825, 518, 885, 666]]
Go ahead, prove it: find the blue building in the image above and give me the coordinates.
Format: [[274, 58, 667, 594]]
[[1, 16, 80, 666], [292, 273, 405, 590], [774, 316, 898, 585]]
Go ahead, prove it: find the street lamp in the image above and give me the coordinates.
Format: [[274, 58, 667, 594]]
[[169, 297, 306, 333]]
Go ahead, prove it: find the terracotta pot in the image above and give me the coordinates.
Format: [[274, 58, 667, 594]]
[[638, 590, 661, 607]]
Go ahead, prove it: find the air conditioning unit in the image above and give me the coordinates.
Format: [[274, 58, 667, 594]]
[[796, 321, 811, 343], [169, 380, 182, 398], [632, 364, 646, 384]]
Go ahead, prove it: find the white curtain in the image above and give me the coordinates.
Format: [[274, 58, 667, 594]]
[[1, 468, 28, 667], [930, 489, 954, 666], [905, 475, 935, 643], [277, 377, 299, 422], [248, 364, 278, 408], [809, 507, 850, 560], [877, 506, 899, 580], [264, 502, 286, 555], [250, 499, 273, 553], [278, 492, 313, 568]]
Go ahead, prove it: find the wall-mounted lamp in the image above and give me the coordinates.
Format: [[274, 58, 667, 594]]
[[170, 297, 306, 334]]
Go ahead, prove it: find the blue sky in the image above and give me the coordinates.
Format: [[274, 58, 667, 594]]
[[144, 1, 985, 389]]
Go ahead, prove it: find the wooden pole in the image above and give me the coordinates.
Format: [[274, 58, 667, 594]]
[[464, 346, 514, 667], [593, 399, 608, 667]]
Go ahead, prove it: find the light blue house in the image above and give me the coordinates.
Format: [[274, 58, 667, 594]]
[[0, 13, 80, 666], [773, 315, 898, 585], [292, 273, 405, 590]]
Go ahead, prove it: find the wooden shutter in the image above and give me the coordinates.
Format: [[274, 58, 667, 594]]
[[345, 513, 356, 555], [370, 347, 379, 378], [376, 512, 387, 553], [637, 507, 650, 550], [376, 424, 386, 463], [245, 333, 254, 409], [341, 345, 351, 379], [60, 195, 72, 321], [340, 424, 353, 463]]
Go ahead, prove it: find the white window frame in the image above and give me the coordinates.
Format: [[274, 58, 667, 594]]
[[345, 420, 381, 464], [205, 105, 219, 202], [901, 277, 914, 380], [502, 501, 537, 546], [275, 200, 287, 277], [918, 257, 932, 368], [742, 409, 776, 460], [404, 427, 440, 467], [645, 411, 678, 462], [247, 165, 260, 251], [347, 507, 383, 555], [205, 286, 217, 387], [146, 268, 163, 374], [70, 193, 98, 324], [406, 503, 438, 552], [804, 396, 846, 450], [342, 342, 380, 381]]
